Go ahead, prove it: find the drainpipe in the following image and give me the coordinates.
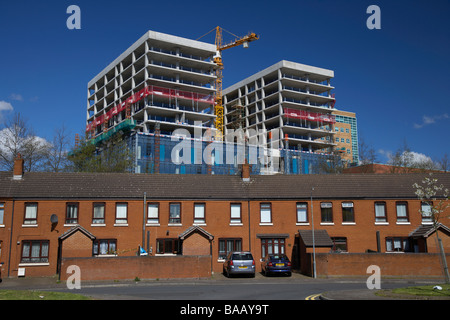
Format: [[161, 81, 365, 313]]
[[7, 200, 15, 277], [376, 231, 381, 253], [142, 192, 147, 253], [248, 200, 251, 252]]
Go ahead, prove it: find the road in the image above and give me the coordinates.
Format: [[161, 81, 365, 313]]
[[49, 273, 417, 300]]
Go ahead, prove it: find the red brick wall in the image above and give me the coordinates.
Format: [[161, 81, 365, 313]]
[[61, 231, 93, 258], [0, 197, 449, 278], [183, 232, 211, 256], [314, 253, 450, 277], [60, 255, 211, 281]]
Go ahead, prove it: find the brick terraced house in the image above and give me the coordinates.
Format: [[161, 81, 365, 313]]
[[0, 157, 449, 280]]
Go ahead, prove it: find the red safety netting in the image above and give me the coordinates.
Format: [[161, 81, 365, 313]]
[[86, 85, 214, 132], [283, 108, 336, 124]]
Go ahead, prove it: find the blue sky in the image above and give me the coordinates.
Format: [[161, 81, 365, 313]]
[[0, 0, 449, 163]]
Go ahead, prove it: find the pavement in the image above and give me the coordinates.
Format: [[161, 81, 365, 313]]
[[0, 273, 446, 300]]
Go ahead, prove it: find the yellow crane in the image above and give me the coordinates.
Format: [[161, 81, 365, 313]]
[[199, 27, 259, 140]]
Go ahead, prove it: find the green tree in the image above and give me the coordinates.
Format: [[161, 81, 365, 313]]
[[68, 134, 134, 173]]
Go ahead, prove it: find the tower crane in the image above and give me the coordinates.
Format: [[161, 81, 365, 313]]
[[199, 27, 259, 141]]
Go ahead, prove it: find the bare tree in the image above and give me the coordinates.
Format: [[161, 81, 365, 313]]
[[43, 125, 72, 172], [388, 140, 438, 173], [413, 174, 450, 283], [437, 153, 449, 172], [358, 136, 378, 173], [0, 112, 49, 172]]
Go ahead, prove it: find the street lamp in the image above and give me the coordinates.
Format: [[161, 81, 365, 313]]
[[311, 186, 316, 278]]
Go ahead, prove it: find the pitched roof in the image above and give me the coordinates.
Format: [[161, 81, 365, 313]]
[[298, 230, 333, 247], [178, 225, 214, 240], [0, 171, 449, 201], [59, 224, 96, 240], [409, 223, 450, 238]]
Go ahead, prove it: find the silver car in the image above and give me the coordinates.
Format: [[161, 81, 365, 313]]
[[223, 251, 255, 277]]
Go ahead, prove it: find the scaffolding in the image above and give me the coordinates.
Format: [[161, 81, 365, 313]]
[[129, 132, 337, 175]]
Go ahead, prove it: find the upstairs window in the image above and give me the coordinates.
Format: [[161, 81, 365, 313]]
[[342, 202, 354, 223], [296, 202, 308, 223], [396, 202, 409, 223], [260, 203, 272, 224], [374, 202, 387, 223], [24, 203, 38, 225], [194, 203, 206, 224], [230, 203, 242, 224], [92, 203, 105, 224], [147, 203, 159, 224], [66, 203, 78, 224], [169, 203, 181, 224], [115, 203, 128, 224], [321, 202, 333, 223], [421, 202, 433, 224], [0, 203, 4, 225]]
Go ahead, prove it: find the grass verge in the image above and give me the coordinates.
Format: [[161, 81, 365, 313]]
[[0, 289, 91, 300], [376, 284, 450, 299]]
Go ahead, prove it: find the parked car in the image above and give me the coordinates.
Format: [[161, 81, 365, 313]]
[[261, 254, 292, 276], [223, 251, 255, 277]]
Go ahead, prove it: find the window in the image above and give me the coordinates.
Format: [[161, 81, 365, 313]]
[[261, 238, 285, 258], [386, 237, 410, 252], [93, 239, 117, 255], [260, 203, 272, 224], [346, 138, 350, 143], [169, 203, 181, 224], [374, 202, 387, 223], [194, 203, 205, 224], [421, 202, 433, 224], [331, 237, 347, 252], [345, 128, 349, 133], [156, 238, 181, 254], [115, 203, 128, 224], [21, 240, 49, 263], [296, 202, 308, 223], [335, 137, 339, 142], [218, 238, 242, 260], [396, 202, 409, 223], [0, 203, 4, 225], [147, 203, 159, 224], [92, 203, 105, 224], [321, 202, 333, 223], [24, 203, 38, 225], [230, 203, 242, 224], [342, 202, 354, 223], [66, 203, 78, 224]]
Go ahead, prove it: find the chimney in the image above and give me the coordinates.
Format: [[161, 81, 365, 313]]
[[242, 159, 251, 182], [13, 153, 24, 180]]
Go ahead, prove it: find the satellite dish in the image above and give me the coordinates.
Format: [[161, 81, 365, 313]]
[[50, 214, 58, 224]]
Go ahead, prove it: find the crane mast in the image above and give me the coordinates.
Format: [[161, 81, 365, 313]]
[[212, 26, 259, 141]]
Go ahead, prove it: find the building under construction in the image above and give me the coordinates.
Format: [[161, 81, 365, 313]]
[[86, 30, 350, 174]]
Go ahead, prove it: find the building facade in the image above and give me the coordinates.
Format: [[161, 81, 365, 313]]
[[1, 158, 449, 279], [223, 60, 337, 154], [333, 109, 359, 165], [86, 30, 218, 140]]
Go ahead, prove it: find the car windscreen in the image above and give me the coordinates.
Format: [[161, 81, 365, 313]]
[[232, 253, 253, 260], [269, 254, 288, 260]]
